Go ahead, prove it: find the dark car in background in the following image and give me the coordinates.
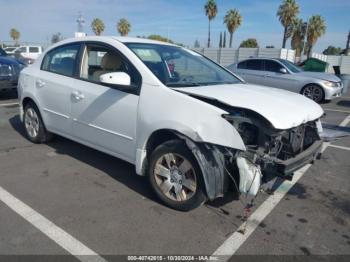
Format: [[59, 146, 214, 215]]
[[0, 47, 26, 93]]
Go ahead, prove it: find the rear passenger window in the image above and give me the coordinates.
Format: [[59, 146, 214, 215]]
[[29, 47, 39, 53], [41, 44, 80, 77], [246, 60, 263, 71], [237, 61, 246, 69]]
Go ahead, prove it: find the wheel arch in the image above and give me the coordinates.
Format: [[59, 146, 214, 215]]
[[138, 128, 233, 200]]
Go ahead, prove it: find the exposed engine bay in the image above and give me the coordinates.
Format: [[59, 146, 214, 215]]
[[184, 95, 323, 198], [222, 107, 322, 195]]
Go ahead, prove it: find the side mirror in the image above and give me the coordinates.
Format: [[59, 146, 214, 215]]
[[279, 68, 288, 74], [100, 72, 131, 86]]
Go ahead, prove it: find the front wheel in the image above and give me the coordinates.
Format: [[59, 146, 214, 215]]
[[148, 140, 207, 211], [301, 84, 324, 103]]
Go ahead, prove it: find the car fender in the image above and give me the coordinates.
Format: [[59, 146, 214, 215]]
[[134, 84, 246, 175]]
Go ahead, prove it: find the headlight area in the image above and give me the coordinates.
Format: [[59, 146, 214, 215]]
[[0, 64, 13, 78], [222, 111, 323, 198], [323, 80, 341, 88]]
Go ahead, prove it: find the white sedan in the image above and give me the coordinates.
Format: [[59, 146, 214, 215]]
[[18, 36, 324, 211]]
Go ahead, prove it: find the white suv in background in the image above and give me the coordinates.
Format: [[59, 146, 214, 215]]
[[15, 45, 43, 63], [18, 37, 324, 211]]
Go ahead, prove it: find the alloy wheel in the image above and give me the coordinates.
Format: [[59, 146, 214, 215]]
[[153, 153, 197, 202], [25, 108, 40, 138], [302, 85, 323, 103]]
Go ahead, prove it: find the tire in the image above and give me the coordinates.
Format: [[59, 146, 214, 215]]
[[23, 102, 53, 143], [301, 84, 325, 103], [148, 139, 207, 211]]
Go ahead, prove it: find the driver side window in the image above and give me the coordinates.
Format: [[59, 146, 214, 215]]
[[80, 44, 141, 87], [165, 51, 217, 83]]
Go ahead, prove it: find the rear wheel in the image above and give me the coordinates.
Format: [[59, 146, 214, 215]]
[[301, 84, 324, 103], [23, 102, 53, 143], [148, 140, 207, 211]]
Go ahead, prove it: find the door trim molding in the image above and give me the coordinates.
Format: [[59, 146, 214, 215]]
[[43, 108, 70, 119], [72, 118, 134, 141]]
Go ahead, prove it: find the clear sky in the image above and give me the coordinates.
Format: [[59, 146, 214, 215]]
[[1, 0, 349, 52]]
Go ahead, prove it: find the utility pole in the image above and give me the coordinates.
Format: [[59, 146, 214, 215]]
[[346, 30, 350, 55], [76, 12, 85, 33]]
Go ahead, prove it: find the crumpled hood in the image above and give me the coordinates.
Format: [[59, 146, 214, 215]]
[[174, 84, 324, 130], [297, 71, 341, 82]]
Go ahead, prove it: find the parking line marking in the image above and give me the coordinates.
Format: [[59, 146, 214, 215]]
[[0, 102, 19, 107], [0, 186, 107, 262], [212, 118, 345, 258], [323, 108, 350, 114], [339, 114, 350, 127], [328, 144, 350, 151]]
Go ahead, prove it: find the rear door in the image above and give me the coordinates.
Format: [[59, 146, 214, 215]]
[[237, 59, 264, 84], [34, 43, 81, 135], [263, 60, 298, 91]]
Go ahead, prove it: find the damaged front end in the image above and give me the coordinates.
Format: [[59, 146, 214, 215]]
[[222, 108, 323, 196]]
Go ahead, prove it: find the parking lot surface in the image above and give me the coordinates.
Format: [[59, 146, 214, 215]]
[[0, 90, 349, 261]]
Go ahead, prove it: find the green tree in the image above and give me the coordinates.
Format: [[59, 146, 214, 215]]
[[291, 18, 307, 57], [10, 28, 20, 44], [148, 34, 173, 43], [204, 0, 218, 48], [117, 18, 131, 36], [91, 18, 105, 36], [224, 9, 242, 48], [306, 15, 326, 58], [322, 46, 342, 55], [51, 32, 63, 44], [277, 0, 299, 48], [239, 38, 259, 48]]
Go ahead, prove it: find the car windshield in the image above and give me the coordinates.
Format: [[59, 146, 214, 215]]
[[0, 48, 7, 56], [5, 47, 16, 52], [125, 43, 240, 87], [278, 59, 302, 73]]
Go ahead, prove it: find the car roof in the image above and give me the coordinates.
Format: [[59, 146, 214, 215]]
[[240, 57, 282, 62], [51, 36, 177, 47]]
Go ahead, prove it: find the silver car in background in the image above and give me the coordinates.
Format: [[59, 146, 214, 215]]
[[227, 58, 343, 103]]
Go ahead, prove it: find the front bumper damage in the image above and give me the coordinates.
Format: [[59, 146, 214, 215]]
[[180, 116, 324, 201], [273, 139, 322, 177]]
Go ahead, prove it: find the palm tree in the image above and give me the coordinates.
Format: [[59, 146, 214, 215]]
[[277, 0, 299, 48], [224, 9, 242, 48], [291, 18, 307, 57], [306, 15, 326, 58], [91, 18, 105, 36], [204, 0, 218, 48], [10, 28, 20, 45], [117, 18, 131, 36]]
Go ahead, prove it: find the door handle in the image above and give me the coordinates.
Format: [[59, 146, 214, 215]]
[[71, 91, 85, 100], [36, 79, 45, 88]]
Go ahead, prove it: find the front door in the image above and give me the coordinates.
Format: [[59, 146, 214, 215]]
[[262, 60, 298, 91], [70, 42, 141, 162]]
